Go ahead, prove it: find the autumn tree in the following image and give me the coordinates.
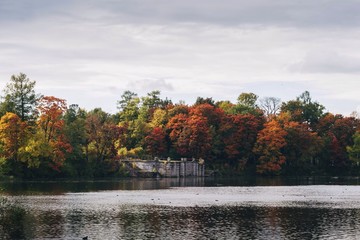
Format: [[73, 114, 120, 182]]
[[37, 96, 67, 141], [315, 113, 337, 135], [146, 108, 172, 157], [186, 114, 212, 158], [149, 108, 169, 128], [85, 109, 124, 175], [278, 113, 322, 174], [0, 112, 28, 176], [0, 73, 40, 121], [313, 113, 359, 172], [167, 113, 189, 157], [144, 127, 167, 157], [22, 96, 72, 173], [167, 104, 216, 159], [253, 119, 287, 175], [219, 113, 263, 170], [328, 116, 358, 168], [0, 112, 28, 160], [168, 104, 190, 118]]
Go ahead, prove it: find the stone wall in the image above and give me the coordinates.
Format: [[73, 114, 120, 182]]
[[124, 159, 205, 177]]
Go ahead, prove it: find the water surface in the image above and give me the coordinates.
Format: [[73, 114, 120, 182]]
[[1, 177, 359, 239]]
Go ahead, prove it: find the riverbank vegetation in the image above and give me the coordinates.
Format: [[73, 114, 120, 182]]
[[0, 73, 359, 178]]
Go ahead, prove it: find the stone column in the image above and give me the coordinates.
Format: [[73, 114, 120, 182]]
[[181, 159, 187, 177]]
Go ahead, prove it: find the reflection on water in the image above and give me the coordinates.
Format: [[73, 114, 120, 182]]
[[1, 176, 359, 195], [0, 178, 206, 195], [0, 177, 360, 239], [1, 203, 360, 239]]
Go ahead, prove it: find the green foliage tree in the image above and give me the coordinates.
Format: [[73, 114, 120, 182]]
[[0, 80, 359, 178], [139, 90, 161, 121], [195, 97, 215, 106], [233, 92, 262, 115], [297, 91, 325, 127], [62, 104, 87, 176], [347, 131, 360, 166], [237, 92, 258, 108], [216, 100, 235, 114], [281, 91, 325, 129], [139, 90, 172, 122], [142, 90, 163, 109], [117, 91, 137, 111], [117, 91, 140, 122], [0, 73, 40, 121]]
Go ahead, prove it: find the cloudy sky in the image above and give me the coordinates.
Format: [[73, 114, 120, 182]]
[[0, 0, 359, 115]]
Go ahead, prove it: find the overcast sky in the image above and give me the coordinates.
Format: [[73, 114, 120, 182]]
[[0, 0, 359, 115]]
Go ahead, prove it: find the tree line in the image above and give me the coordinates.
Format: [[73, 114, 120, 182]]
[[0, 73, 359, 178]]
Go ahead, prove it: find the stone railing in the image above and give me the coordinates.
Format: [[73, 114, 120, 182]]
[[121, 158, 205, 177]]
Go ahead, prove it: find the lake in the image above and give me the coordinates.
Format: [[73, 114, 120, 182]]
[[1, 177, 360, 239]]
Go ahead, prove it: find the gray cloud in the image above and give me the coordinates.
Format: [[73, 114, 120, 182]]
[[289, 51, 360, 74], [0, 0, 73, 22], [1, 0, 360, 115], [128, 78, 174, 92], [95, 0, 360, 28], [2, 0, 360, 28]]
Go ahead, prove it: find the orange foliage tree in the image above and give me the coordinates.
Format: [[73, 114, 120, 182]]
[[0, 112, 28, 162], [167, 110, 212, 158], [253, 119, 287, 175]]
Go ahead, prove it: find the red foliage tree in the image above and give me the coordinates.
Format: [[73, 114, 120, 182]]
[[144, 127, 167, 157], [187, 114, 212, 158], [220, 113, 263, 169], [316, 114, 359, 168], [36, 96, 72, 171], [167, 111, 212, 158], [85, 111, 123, 163]]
